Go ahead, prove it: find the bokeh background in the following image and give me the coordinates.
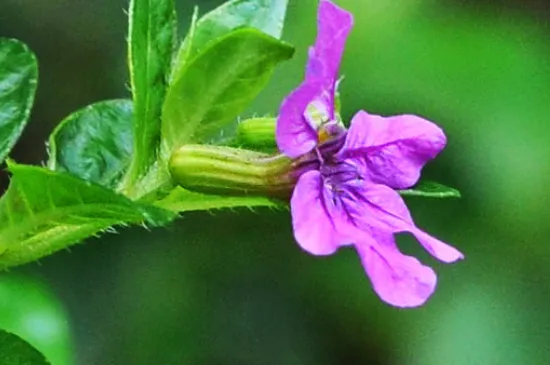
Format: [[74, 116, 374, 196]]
[[1, 0, 550, 364]]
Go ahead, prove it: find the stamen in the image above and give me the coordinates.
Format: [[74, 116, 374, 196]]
[[318, 128, 331, 143]]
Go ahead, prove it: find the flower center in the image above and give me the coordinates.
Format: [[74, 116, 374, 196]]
[[304, 99, 345, 145], [321, 159, 362, 188]]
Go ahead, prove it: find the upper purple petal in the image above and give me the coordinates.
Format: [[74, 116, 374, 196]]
[[276, 82, 321, 158], [307, 0, 354, 82], [306, 0, 354, 119], [276, 0, 353, 158], [356, 232, 437, 308], [340, 110, 447, 189], [342, 181, 464, 263]]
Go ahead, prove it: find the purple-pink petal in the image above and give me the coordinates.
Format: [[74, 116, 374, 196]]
[[291, 170, 341, 255], [356, 232, 437, 308], [341, 110, 447, 189], [276, 82, 321, 158], [411, 229, 465, 264], [306, 0, 354, 120], [306, 0, 353, 83], [347, 182, 464, 263]]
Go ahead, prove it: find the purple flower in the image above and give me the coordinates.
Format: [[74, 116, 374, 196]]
[[276, 0, 463, 307]]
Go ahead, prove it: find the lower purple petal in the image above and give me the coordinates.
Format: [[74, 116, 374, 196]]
[[291, 170, 340, 255], [412, 229, 464, 263], [356, 233, 437, 308], [348, 181, 464, 263]]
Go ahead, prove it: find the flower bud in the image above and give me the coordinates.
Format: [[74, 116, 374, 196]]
[[234, 118, 277, 149]]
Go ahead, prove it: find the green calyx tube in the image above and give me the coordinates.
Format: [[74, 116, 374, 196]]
[[169, 144, 296, 198]]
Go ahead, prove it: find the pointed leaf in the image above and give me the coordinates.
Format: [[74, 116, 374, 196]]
[[0, 330, 50, 365], [399, 180, 461, 198], [124, 0, 177, 187], [162, 28, 294, 152], [47, 100, 133, 189], [182, 0, 289, 62], [0, 38, 38, 163], [171, 6, 199, 80], [0, 163, 175, 270], [156, 186, 283, 212]]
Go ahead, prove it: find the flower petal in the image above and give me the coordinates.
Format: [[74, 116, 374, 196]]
[[307, 0, 354, 83], [343, 181, 464, 263], [276, 82, 321, 158], [412, 229, 465, 264], [276, 0, 353, 158], [356, 232, 437, 308], [341, 110, 447, 189], [290, 170, 340, 255], [306, 0, 354, 119]]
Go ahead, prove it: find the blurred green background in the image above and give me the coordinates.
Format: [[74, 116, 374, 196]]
[[2, 0, 550, 364]]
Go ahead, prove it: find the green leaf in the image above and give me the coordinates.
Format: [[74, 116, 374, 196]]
[[399, 180, 461, 198], [171, 6, 199, 80], [0, 162, 175, 270], [123, 0, 177, 189], [162, 28, 294, 152], [0, 38, 38, 164], [0, 330, 50, 365], [182, 0, 289, 62], [47, 99, 133, 189], [156, 186, 283, 213]]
